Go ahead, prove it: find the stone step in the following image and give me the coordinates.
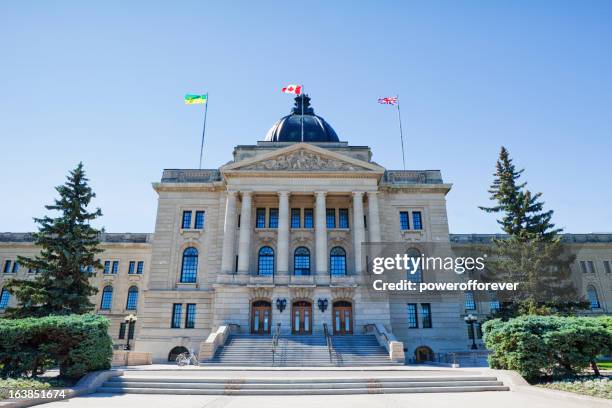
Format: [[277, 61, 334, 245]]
[[107, 376, 501, 384]]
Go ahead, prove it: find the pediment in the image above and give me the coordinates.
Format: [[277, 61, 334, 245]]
[[222, 143, 384, 174]]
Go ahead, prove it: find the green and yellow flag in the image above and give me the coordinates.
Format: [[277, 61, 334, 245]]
[[184, 94, 208, 105]]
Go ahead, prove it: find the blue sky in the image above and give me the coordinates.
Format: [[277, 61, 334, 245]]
[[1, 1, 611, 234]]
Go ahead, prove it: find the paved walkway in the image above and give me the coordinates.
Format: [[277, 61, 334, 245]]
[[39, 390, 609, 408]]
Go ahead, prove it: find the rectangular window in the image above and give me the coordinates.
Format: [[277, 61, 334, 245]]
[[400, 211, 410, 230], [12, 262, 19, 273], [128, 261, 135, 274], [3, 260, 12, 274], [137, 261, 144, 274], [421, 303, 432, 328], [604, 261, 611, 274], [171, 303, 182, 328], [256, 208, 266, 228], [182, 211, 192, 229], [304, 208, 314, 228], [112, 261, 119, 274], [326, 208, 336, 229], [476, 322, 483, 339], [490, 293, 500, 312], [118, 322, 126, 339], [291, 208, 301, 228], [103, 260, 111, 274], [580, 261, 588, 273], [407, 304, 418, 328], [412, 211, 423, 230], [185, 303, 196, 329], [195, 211, 205, 229], [86, 265, 93, 273], [588, 261, 596, 273], [338, 208, 349, 228], [364, 214, 367, 229], [268, 208, 279, 228], [127, 321, 135, 339], [0, 289, 10, 309], [465, 292, 476, 310]]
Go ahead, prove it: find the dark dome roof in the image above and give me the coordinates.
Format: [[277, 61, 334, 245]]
[[264, 95, 340, 142]]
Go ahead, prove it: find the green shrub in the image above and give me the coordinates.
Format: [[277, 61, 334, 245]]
[[0, 314, 112, 379], [482, 315, 612, 381]]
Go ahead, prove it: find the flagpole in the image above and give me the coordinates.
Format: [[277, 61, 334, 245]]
[[198, 93, 209, 169], [300, 85, 304, 142], [396, 94, 406, 170]]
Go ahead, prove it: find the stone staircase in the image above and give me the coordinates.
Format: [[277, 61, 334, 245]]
[[98, 375, 510, 395], [206, 334, 399, 366]]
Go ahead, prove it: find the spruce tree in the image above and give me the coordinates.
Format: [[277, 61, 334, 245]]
[[5, 163, 103, 318], [480, 147, 584, 316]]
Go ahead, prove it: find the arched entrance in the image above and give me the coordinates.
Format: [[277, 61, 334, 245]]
[[168, 346, 189, 362], [251, 300, 272, 334], [292, 301, 312, 335], [415, 346, 434, 363], [332, 300, 353, 335]]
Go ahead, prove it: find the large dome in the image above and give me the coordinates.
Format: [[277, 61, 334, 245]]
[[264, 95, 340, 143]]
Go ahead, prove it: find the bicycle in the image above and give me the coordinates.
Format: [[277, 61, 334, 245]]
[[175, 349, 200, 366]]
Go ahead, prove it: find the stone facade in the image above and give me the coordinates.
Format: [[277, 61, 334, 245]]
[[1, 141, 610, 363]]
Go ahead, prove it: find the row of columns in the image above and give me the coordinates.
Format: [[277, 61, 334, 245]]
[[221, 191, 381, 275]]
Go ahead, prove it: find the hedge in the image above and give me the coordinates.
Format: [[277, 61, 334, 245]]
[[0, 314, 112, 379], [482, 315, 612, 381]]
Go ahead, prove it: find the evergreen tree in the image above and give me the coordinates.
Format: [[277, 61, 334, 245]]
[[5, 163, 103, 318], [480, 147, 584, 316]]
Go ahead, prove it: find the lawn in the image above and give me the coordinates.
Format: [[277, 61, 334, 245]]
[[536, 376, 611, 400], [597, 361, 612, 370]]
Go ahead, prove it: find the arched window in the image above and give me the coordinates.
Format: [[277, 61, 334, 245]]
[[587, 286, 601, 309], [100, 286, 113, 310], [180, 247, 198, 283], [294, 247, 311, 276], [406, 248, 422, 283], [0, 288, 10, 309], [258, 246, 274, 276], [330, 247, 347, 276], [126, 286, 138, 310]]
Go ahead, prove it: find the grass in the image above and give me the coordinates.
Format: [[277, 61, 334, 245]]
[[597, 361, 612, 370], [536, 376, 612, 400], [0, 377, 72, 400]]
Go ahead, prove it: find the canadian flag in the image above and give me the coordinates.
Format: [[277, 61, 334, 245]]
[[281, 84, 302, 95]]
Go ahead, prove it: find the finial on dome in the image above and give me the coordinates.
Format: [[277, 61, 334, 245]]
[[291, 94, 314, 115]]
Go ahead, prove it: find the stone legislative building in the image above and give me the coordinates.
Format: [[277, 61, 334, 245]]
[[1, 96, 610, 365]]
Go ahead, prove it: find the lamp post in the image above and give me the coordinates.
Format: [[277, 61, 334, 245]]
[[124, 314, 137, 351], [464, 314, 478, 350]]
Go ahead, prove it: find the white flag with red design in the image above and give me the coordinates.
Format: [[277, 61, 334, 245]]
[[281, 84, 302, 95]]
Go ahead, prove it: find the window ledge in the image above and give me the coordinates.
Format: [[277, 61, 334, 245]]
[[180, 229, 204, 236], [290, 228, 315, 232], [176, 282, 199, 289]]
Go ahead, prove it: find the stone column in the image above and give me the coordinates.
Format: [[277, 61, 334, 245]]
[[237, 191, 252, 275], [352, 191, 365, 274], [277, 191, 290, 275], [221, 191, 237, 274], [367, 191, 381, 242], [315, 191, 328, 275]]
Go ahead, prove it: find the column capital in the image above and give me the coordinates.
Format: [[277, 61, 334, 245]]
[[367, 191, 379, 197], [314, 190, 327, 197], [352, 191, 365, 197], [240, 191, 252, 199], [278, 190, 291, 197], [226, 190, 238, 196]]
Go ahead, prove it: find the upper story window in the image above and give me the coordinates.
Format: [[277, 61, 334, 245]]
[[412, 212, 423, 230], [304, 208, 314, 228], [112, 261, 119, 274], [579, 261, 588, 273], [489, 291, 500, 312], [604, 261, 611, 274], [182, 211, 192, 229], [185, 303, 196, 329], [291, 208, 301, 228], [465, 291, 476, 310], [0, 288, 10, 309], [294, 247, 311, 276], [400, 212, 410, 230], [268, 208, 279, 228], [330, 246, 347, 276], [171, 303, 182, 328], [100, 286, 113, 310], [587, 286, 600, 309], [128, 261, 135, 274], [256, 208, 266, 228], [338, 208, 349, 228], [126, 286, 138, 310], [258, 246, 275, 276], [103, 261, 111, 274], [587, 261, 596, 274], [406, 249, 423, 283], [406, 303, 418, 328], [3, 260, 12, 274], [421, 303, 432, 328], [137, 261, 144, 274], [326, 209, 336, 229], [180, 247, 198, 283], [194, 211, 205, 229]]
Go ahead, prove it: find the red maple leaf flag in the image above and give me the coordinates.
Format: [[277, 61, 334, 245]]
[[282, 84, 302, 95]]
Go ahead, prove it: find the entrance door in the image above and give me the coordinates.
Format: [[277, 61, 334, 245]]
[[333, 300, 353, 335], [251, 300, 272, 334], [292, 301, 312, 335]]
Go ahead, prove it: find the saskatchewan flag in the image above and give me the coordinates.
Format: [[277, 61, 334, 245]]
[[184, 94, 208, 105]]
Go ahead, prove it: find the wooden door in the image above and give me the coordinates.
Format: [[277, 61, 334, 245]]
[[292, 301, 312, 335], [251, 301, 271, 334], [333, 301, 353, 335]]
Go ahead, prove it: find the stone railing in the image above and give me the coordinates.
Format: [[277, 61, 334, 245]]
[[364, 323, 405, 363], [382, 170, 443, 185], [199, 324, 241, 361], [161, 169, 222, 183]]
